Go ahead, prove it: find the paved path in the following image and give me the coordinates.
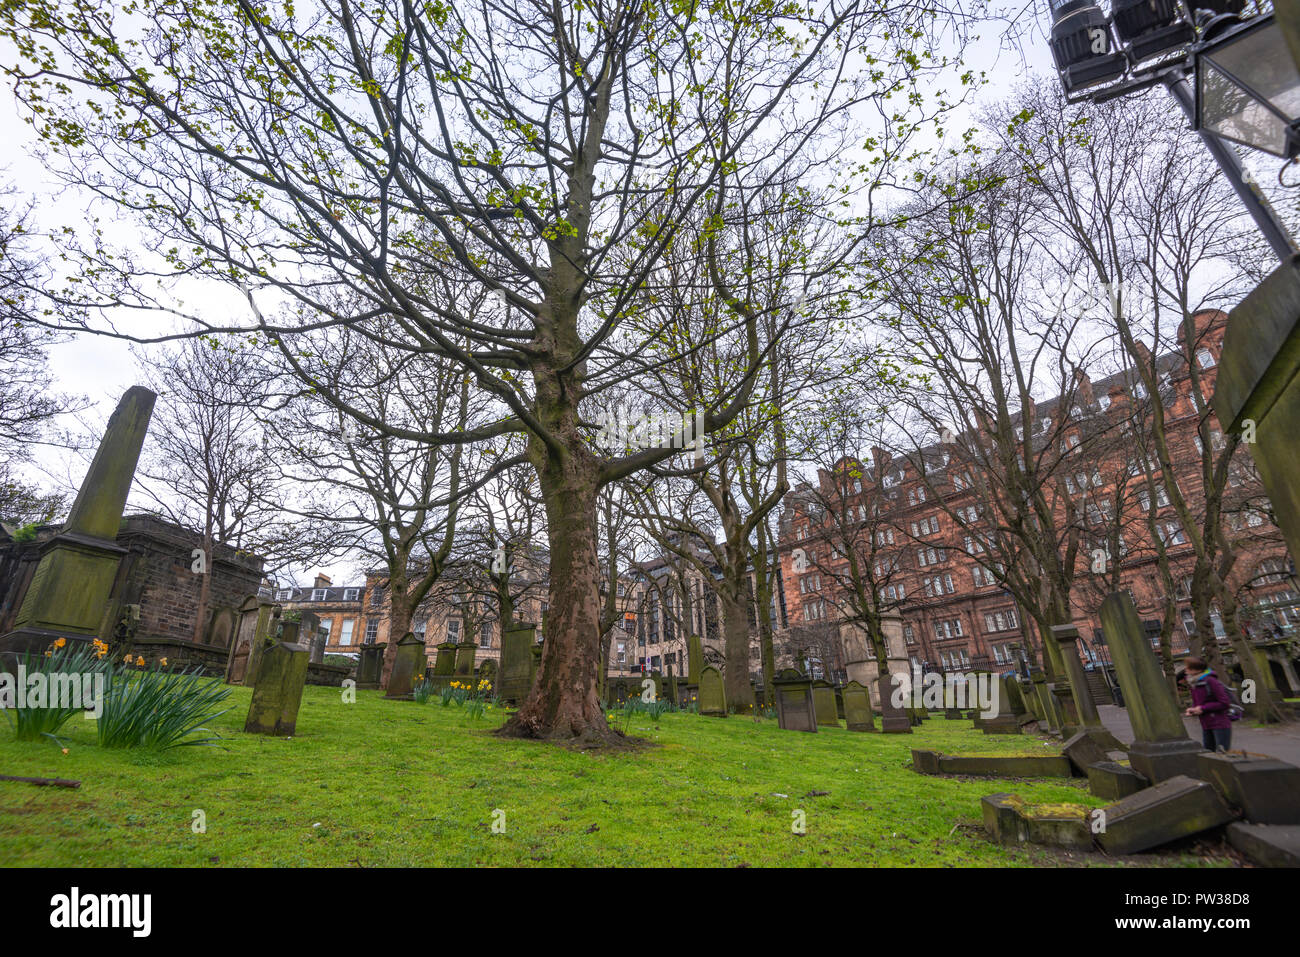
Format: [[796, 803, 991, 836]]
[[1097, 704, 1300, 766]]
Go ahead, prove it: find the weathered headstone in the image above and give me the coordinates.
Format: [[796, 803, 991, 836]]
[[454, 640, 476, 677], [1086, 761, 1149, 800], [875, 672, 912, 734], [1197, 752, 1300, 825], [1095, 775, 1234, 856], [981, 675, 1025, 734], [1029, 669, 1060, 733], [842, 680, 875, 732], [1100, 591, 1203, 783], [773, 669, 816, 732], [686, 634, 704, 686], [698, 664, 727, 717], [498, 624, 535, 705], [385, 632, 427, 699], [433, 640, 458, 676], [244, 621, 310, 736], [811, 679, 839, 727], [2, 387, 156, 655], [356, 641, 387, 690], [226, 596, 278, 685]]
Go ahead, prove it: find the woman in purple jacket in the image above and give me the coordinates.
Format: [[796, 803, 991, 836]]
[[1182, 656, 1233, 752]]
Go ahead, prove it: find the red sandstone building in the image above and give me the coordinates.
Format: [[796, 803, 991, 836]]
[[776, 310, 1300, 696]]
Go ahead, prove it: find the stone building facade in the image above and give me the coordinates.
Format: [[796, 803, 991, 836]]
[[776, 309, 1300, 695]]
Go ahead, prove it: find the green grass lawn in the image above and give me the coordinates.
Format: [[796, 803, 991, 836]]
[[0, 686, 1227, 867]]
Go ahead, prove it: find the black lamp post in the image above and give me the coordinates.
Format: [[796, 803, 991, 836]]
[[1045, 3, 1297, 261]]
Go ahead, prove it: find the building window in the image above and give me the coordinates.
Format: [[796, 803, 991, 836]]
[[480, 621, 492, 648], [447, 619, 461, 641], [370, 586, 383, 608], [343, 588, 359, 601], [933, 618, 963, 640], [413, 617, 427, 640], [1196, 348, 1216, 369], [364, 619, 378, 643], [1159, 521, 1188, 547], [338, 619, 354, 646], [311, 588, 327, 601], [984, 608, 1018, 633], [277, 589, 293, 601]]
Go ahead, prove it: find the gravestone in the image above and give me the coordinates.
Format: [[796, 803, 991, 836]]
[[356, 641, 387, 690], [1029, 669, 1060, 733], [686, 634, 704, 686], [1100, 591, 1202, 783], [2, 387, 156, 655], [698, 664, 727, 717], [980, 675, 1025, 734], [1051, 623, 1102, 734], [663, 673, 679, 704], [244, 621, 310, 736], [205, 605, 237, 651], [385, 632, 427, 699], [811, 679, 839, 727], [1086, 761, 1149, 800], [454, 641, 477, 677], [433, 641, 458, 677], [498, 624, 535, 705], [1196, 752, 1300, 825], [226, 596, 278, 685], [773, 669, 816, 733], [875, 672, 912, 734], [1095, 775, 1234, 856], [842, 680, 875, 732]]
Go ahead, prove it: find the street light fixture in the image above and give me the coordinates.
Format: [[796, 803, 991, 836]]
[[1045, 3, 1297, 261], [1196, 13, 1300, 157], [1110, 0, 1194, 62], [1048, 0, 1126, 93]]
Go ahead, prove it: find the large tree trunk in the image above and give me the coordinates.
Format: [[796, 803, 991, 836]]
[[380, 581, 414, 688], [501, 439, 620, 744], [719, 583, 756, 711]]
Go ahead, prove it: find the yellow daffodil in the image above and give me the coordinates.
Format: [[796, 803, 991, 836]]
[[135, 655, 146, 666], [159, 657, 168, 667], [53, 637, 66, 649], [44, 650, 53, 658]]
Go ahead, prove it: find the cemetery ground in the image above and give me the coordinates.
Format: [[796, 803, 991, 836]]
[[0, 688, 1241, 868]]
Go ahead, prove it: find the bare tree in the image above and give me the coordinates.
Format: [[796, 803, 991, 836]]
[[993, 82, 1285, 721]]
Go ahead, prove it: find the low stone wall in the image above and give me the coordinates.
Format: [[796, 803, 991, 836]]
[[306, 661, 352, 688]]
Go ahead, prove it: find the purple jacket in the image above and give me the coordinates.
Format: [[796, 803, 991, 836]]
[[1190, 671, 1233, 730]]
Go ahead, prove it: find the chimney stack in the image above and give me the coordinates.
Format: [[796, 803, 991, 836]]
[[314, 573, 332, 589]]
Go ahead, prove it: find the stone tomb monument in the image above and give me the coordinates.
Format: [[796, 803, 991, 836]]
[[245, 619, 310, 736], [2, 387, 156, 656]]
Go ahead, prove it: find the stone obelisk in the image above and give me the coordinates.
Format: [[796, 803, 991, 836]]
[[2, 386, 156, 655]]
